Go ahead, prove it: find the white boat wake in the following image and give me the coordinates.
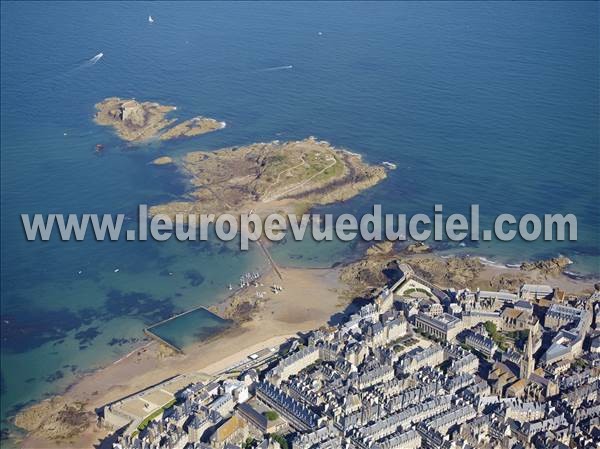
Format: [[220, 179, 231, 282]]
[[260, 65, 293, 72], [71, 52, 104, 71], [88, 52, 104, 65]]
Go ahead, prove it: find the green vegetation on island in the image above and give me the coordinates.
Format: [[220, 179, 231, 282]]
[[150, 137, 388, 218]]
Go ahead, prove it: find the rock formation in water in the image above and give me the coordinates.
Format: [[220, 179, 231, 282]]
[[94, 97, 222, 142]]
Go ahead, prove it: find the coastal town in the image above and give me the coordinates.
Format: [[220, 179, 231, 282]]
[[3, 3, 599, 449], [101, 263, 600, 449]]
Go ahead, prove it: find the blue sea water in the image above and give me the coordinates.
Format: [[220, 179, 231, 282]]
[[1, 1, 598, 433]]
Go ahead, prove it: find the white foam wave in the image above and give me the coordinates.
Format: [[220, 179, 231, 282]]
[[477, 256, 503, 267], [505, 263, 521, 269]]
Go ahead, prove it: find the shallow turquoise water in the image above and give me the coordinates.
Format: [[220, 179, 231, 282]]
[[148, 308, 233, 351], [1, 1, 598, 432]]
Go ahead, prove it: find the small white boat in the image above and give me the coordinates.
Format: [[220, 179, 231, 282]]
[[382, 161, 397, 170], [148, 15, 154, 23], [114, 268, 120, 273]]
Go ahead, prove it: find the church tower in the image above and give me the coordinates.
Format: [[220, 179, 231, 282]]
[[520, 329, 534, 379]]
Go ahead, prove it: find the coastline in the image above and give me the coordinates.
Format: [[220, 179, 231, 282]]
[[2, 4, 598, 448], [12, 245, 599, 448], [15, 264, 347, 449]]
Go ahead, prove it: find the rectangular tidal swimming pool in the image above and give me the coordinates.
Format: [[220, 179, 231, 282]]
[[145, 307, 233, 352]]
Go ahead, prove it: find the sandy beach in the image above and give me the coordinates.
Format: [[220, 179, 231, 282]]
[[18, 265, 346, 449]]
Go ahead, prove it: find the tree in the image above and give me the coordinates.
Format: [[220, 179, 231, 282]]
[[264, 410, 279, 421], [484, 321, 497, 336], [242, 437, 257, 449], [271, 434, 288, 449]]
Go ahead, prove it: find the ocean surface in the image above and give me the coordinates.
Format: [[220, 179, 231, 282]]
[[1, 1, 598, 435]]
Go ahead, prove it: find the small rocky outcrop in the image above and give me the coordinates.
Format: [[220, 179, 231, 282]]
[[404, 243, 431, 254], [152, 156, 174, 166], [14, 397, 93, 442], [520, 256, 572, 277], [407, 256, 483, 288], [366, 241, 395, 257], [94, 97, 223, 142]]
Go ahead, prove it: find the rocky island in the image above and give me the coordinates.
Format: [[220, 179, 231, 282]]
[[94, 97, 224, 142], [150, 137, 388, 218]]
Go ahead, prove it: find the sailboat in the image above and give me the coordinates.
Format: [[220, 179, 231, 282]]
[[148, 15, 154, 23]]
